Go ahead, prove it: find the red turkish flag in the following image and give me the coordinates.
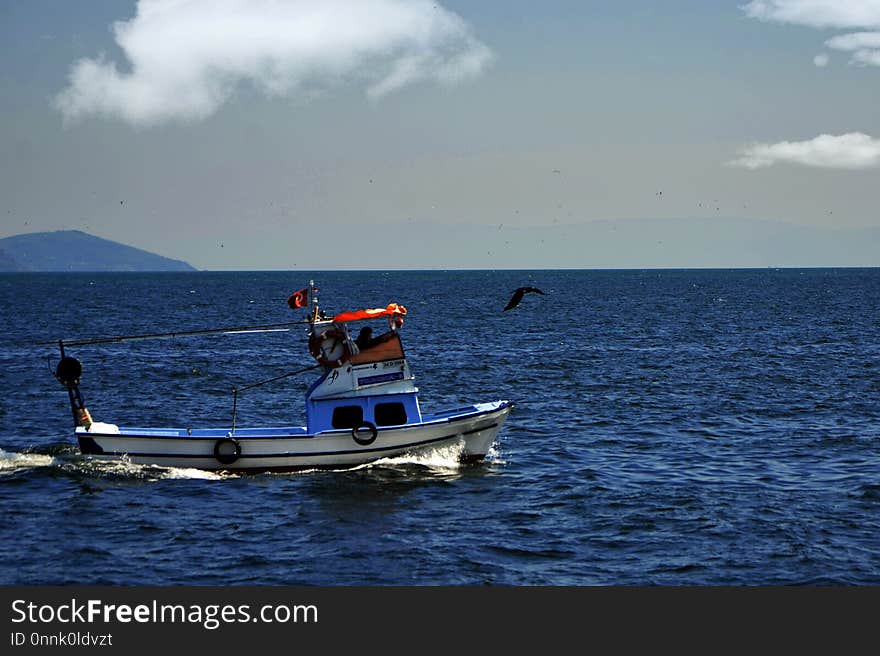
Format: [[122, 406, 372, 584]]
[[287, 287, 309, 310]]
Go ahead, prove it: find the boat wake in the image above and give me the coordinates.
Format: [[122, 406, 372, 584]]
[[0, 449, 56, 475], [73, 456, 230, 481], [370, 441, 467, 471], [267, 439, 507, 478], [0, 447, 230, 481]]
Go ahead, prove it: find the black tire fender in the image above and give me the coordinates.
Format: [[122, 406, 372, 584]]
[[214, 437, 241, 464], [352, 421, 378, 446]]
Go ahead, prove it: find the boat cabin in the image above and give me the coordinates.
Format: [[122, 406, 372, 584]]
[[305, 316, 422, 434]]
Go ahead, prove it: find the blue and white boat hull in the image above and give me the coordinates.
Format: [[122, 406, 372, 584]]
[[75, 401, 513, 471]]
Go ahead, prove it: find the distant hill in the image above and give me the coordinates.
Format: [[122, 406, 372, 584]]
[[0, 230, 196, 272], [0, 248, 20, 271]]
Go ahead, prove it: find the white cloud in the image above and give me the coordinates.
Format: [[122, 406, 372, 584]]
[[742, 1, 880, 67], [825, 30, 880, 49], [730, 133, 880, 169], [850, 48, 880, 64], [824, 30, 880, 66], [741, 1, 880, 29], [813, 52, 829, 66], [54, 0, 493, 126]]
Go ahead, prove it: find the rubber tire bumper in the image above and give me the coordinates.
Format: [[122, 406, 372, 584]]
[[352, 421, 378, 446], [214, 437, 241, 464]]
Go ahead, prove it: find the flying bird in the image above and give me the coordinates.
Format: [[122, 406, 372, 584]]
[[504, 286, 545, 311]]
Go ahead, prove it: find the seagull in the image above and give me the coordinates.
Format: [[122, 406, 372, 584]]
[[504, 286, 545, 311]]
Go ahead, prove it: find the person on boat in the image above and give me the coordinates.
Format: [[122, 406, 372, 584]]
[[355, 327, 375, 351]]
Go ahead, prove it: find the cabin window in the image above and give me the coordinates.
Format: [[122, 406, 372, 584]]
[[374, 402, 407, 426], [332, 405, 363, 429]]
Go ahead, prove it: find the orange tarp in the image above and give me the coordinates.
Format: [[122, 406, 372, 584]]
[[332, 303, 407, 323]]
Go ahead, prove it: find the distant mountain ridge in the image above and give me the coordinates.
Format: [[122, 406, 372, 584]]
[[0, 230, 196, 272]]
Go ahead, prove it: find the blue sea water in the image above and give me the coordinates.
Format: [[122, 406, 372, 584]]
[[0, 269, 878, 585]]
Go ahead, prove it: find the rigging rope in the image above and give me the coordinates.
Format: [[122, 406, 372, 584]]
[[230, 363, 322, 434]]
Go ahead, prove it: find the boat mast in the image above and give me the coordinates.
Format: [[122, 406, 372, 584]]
[[309, 279, 320, 324]]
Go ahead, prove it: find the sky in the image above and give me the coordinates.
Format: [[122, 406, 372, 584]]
[[1, 0, 879, 270]]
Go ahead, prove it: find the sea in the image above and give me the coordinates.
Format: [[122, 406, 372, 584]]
[[1, 269, 878, 585]]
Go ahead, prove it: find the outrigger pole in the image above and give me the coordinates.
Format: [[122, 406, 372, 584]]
[[54, 340, 92, 429], [50, 319, 310, 348]]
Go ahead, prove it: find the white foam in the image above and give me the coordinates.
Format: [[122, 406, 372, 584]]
[[0, 449, 56, 474], [79, 455, 231, 481], [373, 441, 466, 471], [158, 466, 229, 480], [485, 442, 505, 465], [75, 454, 144, 478], [0, 448, 234, 481]]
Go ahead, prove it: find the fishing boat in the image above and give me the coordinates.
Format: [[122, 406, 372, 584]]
[[52, 282, 514, 472]]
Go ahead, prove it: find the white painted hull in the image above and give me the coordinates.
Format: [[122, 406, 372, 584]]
[[75, 401, 513, 472]]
